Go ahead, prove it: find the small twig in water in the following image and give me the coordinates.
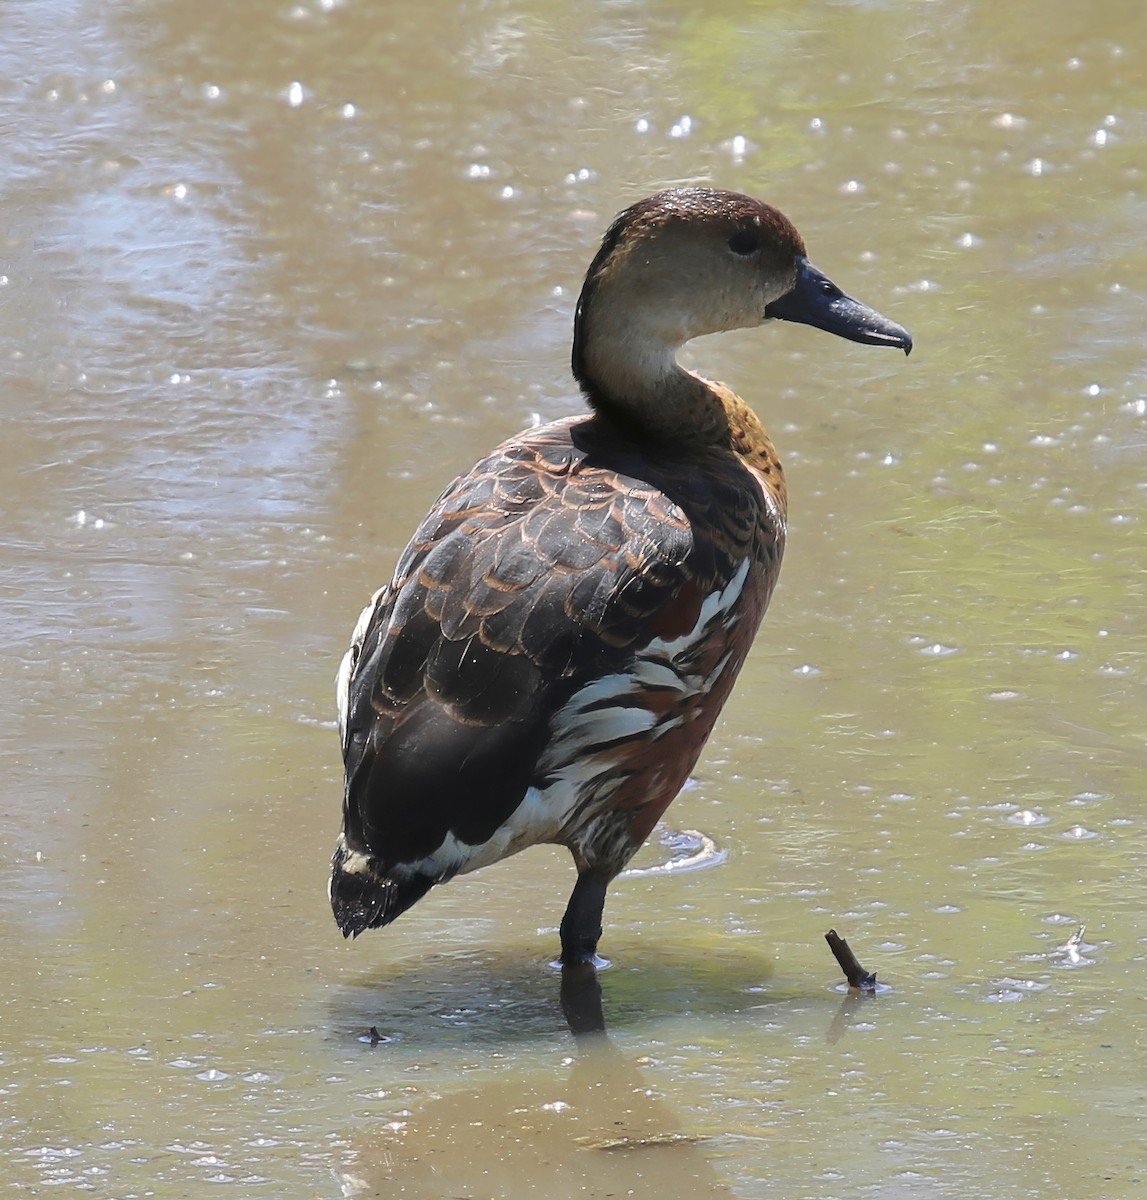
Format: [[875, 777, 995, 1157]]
[[1061, 924, 1087, 965], [825, 929, 878, 991]]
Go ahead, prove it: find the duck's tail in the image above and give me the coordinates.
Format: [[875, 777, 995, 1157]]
[[328, 836, 432, 939]]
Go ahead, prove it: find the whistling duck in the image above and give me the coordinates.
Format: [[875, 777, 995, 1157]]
[[330, 187, 911, 965]]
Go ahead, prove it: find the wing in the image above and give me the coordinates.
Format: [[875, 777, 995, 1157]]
[[338, 418, 731, 871]]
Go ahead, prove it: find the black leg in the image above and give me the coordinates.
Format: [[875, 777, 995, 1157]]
[[559, 867, 610, 966]]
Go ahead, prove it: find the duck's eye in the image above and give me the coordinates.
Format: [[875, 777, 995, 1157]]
[[727, 229, 759, 256]]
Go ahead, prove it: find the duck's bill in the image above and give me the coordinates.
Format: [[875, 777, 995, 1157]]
[[765, 257, 913, 355]]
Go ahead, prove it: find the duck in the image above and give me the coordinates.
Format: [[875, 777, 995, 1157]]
[[330, 187, 911, 966]]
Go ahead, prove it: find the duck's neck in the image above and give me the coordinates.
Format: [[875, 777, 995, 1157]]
[[572, 307, 733, 448]]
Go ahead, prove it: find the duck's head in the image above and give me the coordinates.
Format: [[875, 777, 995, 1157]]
[[572, 187, 911, 416]]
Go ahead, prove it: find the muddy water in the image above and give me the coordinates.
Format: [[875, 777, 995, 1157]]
[[2, 0, 1145, 1195]]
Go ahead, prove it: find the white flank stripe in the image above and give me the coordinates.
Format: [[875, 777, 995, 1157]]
[[555, 702, 658, 744], [409, 781, 581, 878], [630, 657, 689, 692], [534, 560, 754, 794], [334, 646, 355, 744], [704, 648, 736, 689], [649, 557, 750, 659], [336, 585, 388, 743], [559, 672, 640, 712]]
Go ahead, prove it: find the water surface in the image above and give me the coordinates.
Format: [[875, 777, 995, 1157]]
[[2, 0, 1145, 1195]]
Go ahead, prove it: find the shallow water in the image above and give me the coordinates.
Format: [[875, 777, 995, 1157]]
[[2, 0, 1146, 1195]]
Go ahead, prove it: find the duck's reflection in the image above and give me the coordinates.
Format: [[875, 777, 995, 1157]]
[[331, 948, 873, 1198], [338, 981, 735, 1199], [558, 959, 607, 1036]]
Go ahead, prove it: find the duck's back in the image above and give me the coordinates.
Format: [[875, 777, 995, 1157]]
[[331, 413, 785, 937]]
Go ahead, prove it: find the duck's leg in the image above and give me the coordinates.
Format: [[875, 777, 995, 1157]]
[[559, 865, 611, 966]]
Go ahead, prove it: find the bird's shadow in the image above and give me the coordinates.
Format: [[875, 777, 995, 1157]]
[[325, 939, 833, 1047]]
